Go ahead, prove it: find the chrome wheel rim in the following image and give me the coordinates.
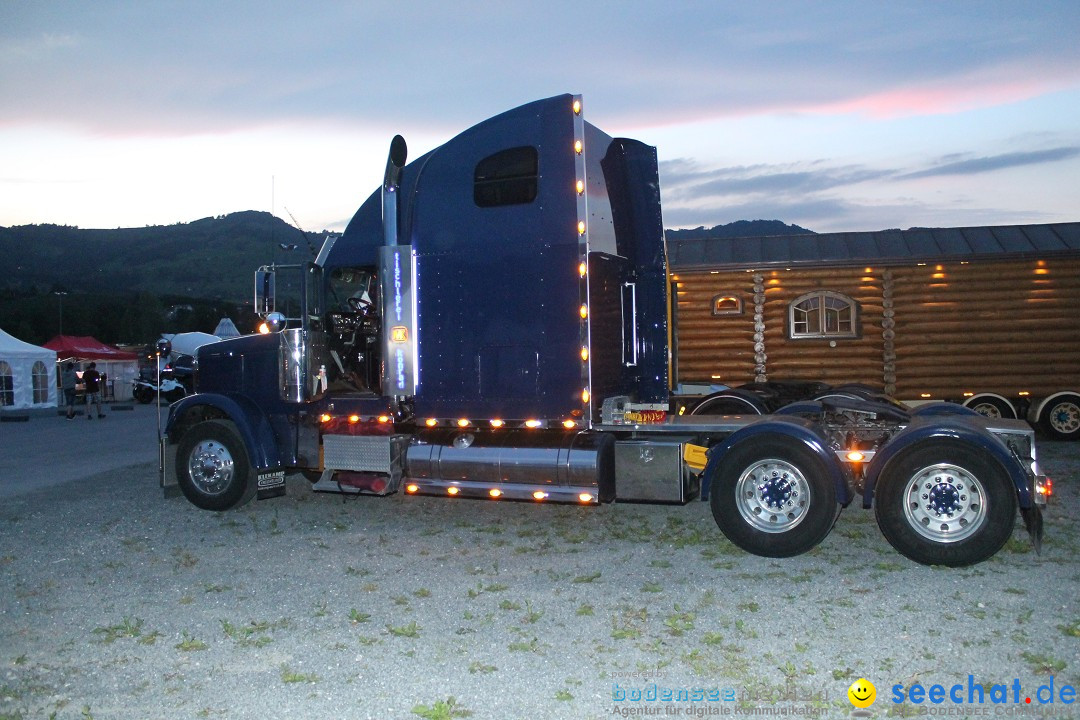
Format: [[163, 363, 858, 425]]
[[735, 458, 810, 533], [1049, 401, 1080, 435], [902, 463, 985, 543], [187, 439, 235, 496], [970, 401, 1003, 419]]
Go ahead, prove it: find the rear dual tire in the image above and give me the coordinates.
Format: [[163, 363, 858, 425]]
[[874, 441, 1016, 567], [709, 436, 837, 558]]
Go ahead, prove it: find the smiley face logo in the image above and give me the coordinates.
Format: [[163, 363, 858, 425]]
[[848, 678, 876, 708]]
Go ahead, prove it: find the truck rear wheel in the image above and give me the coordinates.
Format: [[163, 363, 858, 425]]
[[1039, 394, 1080, 441], [709, 436, 837, 558], [874, 441, 1016, 566], [175, 420, 256, 511]]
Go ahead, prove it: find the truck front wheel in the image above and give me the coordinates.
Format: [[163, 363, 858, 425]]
[[175, 420, 256, 511], [709, 436, 837, 558], [874, 441, 1016, 567]]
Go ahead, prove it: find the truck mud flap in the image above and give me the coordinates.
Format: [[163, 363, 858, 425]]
[[1021, 505, 1044, 555]]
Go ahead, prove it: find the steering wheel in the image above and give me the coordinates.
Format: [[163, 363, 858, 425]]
[[347, 296, 372, 312]]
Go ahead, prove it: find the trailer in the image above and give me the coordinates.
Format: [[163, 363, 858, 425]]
[[666, 223, 1080, 440], [160, 94, 1048, 567]]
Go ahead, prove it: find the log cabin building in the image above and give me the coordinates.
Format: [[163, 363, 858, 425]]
[[666, 222, 1080, 438]]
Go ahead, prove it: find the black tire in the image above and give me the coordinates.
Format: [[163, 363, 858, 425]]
[[133, 386, 153, 404], [175, 420, 256, 511], [964, 396, 1016, 420], [1039, 394, 1080, 441], [709, 435, 838, 558], [691, 389, 768, 416], [874, 440, 1016, 567]]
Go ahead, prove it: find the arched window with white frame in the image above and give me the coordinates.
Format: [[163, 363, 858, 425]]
[[788, 291, 860, 339], [32, 361, 49, 404]]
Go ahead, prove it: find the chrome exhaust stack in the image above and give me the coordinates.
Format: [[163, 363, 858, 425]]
[[382, 135, 408, 247]]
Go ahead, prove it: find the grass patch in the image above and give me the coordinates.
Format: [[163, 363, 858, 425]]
[[175, 631, 208, 652], [468, 661, 497, 674], [92, 617, 145, 644], [280, 665, 319, 684], [412, 697, 472, 719], [387, 621, 421, 638], [572, 571, 601, 584]]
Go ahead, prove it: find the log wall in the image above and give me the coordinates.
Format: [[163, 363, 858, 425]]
[[673, 256, 1080, 400]]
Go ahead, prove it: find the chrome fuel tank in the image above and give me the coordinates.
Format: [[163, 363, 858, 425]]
[[405, 429, 614, 501]]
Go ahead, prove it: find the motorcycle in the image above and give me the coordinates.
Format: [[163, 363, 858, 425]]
[[132, 364, 188, 404]]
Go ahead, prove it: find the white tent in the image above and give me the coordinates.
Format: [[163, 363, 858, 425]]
[[0, 328, 57, 413], [160, 332, 221, 358], [213, 317, 241, 338]]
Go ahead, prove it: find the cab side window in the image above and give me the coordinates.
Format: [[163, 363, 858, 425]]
[[474, 146, 538, 207]]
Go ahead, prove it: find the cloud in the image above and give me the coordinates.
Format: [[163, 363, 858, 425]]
[[899, 147, 1080, 179]]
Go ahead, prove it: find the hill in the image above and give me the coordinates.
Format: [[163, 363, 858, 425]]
[[0, 211, 325, 302], [665, 219, 815, 241]]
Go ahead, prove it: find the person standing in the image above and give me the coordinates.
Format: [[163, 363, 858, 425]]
[[61, 362, 78, 419], [83, 362, 104, 419]]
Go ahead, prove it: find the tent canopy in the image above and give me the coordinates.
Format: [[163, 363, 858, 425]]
[[43, 335, 140, 361], [213, 317, 241, 338], [0, 328, 57, 410], [161, 332, 221, 358]]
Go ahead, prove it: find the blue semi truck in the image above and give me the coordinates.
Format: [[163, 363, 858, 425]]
[[161, 94, 1049, 567]]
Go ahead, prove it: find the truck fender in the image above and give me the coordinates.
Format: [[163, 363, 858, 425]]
[[700, 416, 853, 506], [165, 393, 282, 471], [861, 417, 1032, 509]]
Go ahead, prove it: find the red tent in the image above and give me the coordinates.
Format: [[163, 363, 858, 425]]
[[43, 335, 140, 361]]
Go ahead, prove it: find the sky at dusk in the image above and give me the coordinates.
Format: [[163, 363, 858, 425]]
[[2, 1, 1078, 234]]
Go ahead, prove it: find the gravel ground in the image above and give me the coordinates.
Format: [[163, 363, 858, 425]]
[[1, 442, 1077, 720]]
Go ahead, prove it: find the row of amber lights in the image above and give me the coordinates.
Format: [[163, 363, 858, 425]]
[[573, 96, 592, 417], [403, 482, 595, 503], [318, 414, 580, 429]]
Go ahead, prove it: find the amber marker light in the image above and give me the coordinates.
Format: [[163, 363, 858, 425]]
[[457, 418, 470, 428], [578, 493, 593, 503], [572, 99, 581, 114], [258, 322, 270, 334], [562, 420, 577, 429], [576, 179, 585, 195], [577, 221, 586, 235], [447, 486, 460, 496], [846, 451, 866, 463], [377, 415, 391, 424], [490, 419, 505, 428], [405, 484, 419, 494], [580, 347, 589, 361], [920, 393, 932, 399], [532, 491, 548, 500], [488, 489, 503, 498], [1018, 391, 1031, 397], [579, 304, 588, 319], [390, 326, 409, 343], [319, 413, 332, 423], [581, 388, 590, 403], [574, 139, 582, 154], [578, 262, 587, 277], [348, 414, 360, 423], [525, 419, 542, 428], [425, 418, 438, 427], [963, 392, 974, 398]]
